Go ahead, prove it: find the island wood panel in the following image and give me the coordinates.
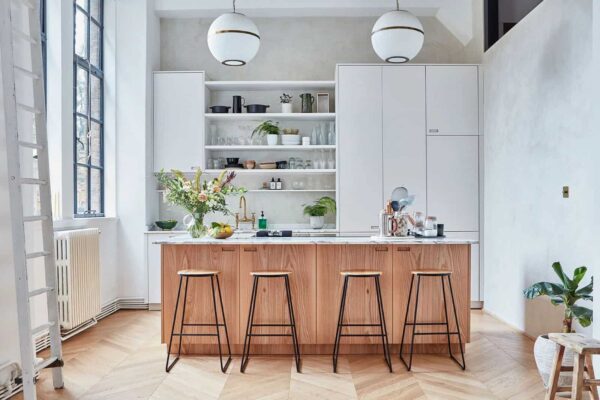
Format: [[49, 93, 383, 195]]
[[161, 244, 240, 354], [316, 244, 393, 345], [239, 245, 317, 346], [391, 244, 470, 346]]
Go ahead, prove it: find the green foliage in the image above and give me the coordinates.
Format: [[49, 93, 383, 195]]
[[251, 120, 280, 137], [524, 262, 593, 330], [303, 196, 336, 217]]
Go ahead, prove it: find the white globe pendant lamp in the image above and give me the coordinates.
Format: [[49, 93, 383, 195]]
[[371, 1, 424, 63], [207, 0, 260, 66]]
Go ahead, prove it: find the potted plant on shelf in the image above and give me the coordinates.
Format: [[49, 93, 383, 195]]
[[252, 120, 280, 146], [303, 196, 336, 229], [280, 93, 293, 113], [524, 262, 593, 387], [157, 169, 246, 238]]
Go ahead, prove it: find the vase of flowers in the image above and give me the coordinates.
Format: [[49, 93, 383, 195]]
[[280, 93, 293, 113], [157, 169, 246, 238]]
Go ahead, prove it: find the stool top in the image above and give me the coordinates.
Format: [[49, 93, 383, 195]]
[[178, 270, 220, 276], [548, 333, 600, 355], [412, 270, 452, 275], [250, 271, 292, 276], [340, 270, 383, 276]]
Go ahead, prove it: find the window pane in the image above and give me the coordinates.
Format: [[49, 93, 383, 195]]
[[76, 0, 87, 11], [76, 67, 88, 114], [90, 74, 101, 120], [91, 168, 101, 213], [76, 166, 88, 214], [75, 9, 88, 59], [90, 0, 101, 22], [90, 22, 101, 68], [89, 121, 101, 166], [76, 116, 89, 164]]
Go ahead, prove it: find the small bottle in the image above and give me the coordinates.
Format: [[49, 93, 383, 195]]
[[258, 211, 267, 229], [270, 177, 276, 190], [276, 178, 282, 190]]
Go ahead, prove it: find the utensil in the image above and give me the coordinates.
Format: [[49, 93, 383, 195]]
[[209, 105, 231, 113], [244, 104, 270, 113], [232, 96, 245, 113], [391, 187, 409, 202]]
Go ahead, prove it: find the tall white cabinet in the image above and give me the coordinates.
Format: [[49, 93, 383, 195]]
[[153, 72, 205, 172]]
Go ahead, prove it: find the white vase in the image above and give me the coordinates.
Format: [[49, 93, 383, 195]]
[[267, 135, 279, 146], [534, 335, 573, 388], [310, 216, 325, 229], [281, 103, 292, 113]]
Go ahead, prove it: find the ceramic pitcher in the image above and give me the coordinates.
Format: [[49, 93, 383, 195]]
[[300, 93, 314, 113]]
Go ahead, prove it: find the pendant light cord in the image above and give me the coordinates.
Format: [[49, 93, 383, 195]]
[[396, 0, 400, 11], [233, 0, 236, 13]]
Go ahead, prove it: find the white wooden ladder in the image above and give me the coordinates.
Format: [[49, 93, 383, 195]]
[[0, 0, 64, 398]]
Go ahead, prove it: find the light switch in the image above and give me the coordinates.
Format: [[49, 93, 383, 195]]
[[563, 186, 569, 198]]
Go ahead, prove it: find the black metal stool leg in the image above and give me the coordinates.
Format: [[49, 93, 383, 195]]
[[215, 275, 232, 372], [405, 275, 421, 371], [241, 275, 259, 373], [166, 275, 184, 372], [284, 275, 301, 373], [447, 276, 466, 370], [374, 276, 393, 373], [332, 276, 349, 373], [210, 275, 232, 373], [440, 275, 453, 361], [399, 274, 415, 366]]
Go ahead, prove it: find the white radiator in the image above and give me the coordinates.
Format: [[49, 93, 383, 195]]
[[54, 228, 101, 330]]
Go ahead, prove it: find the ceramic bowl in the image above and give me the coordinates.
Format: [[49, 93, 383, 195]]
[[155, 220, 177, 230]]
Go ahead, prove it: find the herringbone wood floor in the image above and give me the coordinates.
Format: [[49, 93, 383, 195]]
[[20, 310, 547, 400]]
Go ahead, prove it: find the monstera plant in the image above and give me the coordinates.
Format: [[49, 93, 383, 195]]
[[524, 262, 593, 333]]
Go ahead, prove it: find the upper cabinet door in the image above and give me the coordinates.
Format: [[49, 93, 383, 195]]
[[153, 72, 204, 172], [337, 66, 383, 233], [426, 66, 479, 135], [382, 66, 426, 212], [427, 136, 479, 232]]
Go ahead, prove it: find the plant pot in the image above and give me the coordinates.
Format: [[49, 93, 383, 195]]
[[534, 334, 573, 388], [267, 135, 279, 146], [309, 216, 325, 229], [281, 103, 292, 113]]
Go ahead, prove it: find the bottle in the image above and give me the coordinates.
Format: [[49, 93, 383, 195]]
[[258, 211, 267, 229], [270, 177, 276, 190], [276, 178, 282, 190]]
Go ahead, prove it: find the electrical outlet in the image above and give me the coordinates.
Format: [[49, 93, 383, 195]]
[[563, 186, 569, 198]]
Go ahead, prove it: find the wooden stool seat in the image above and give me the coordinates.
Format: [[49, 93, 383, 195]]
[[412, 270, 452, 275], [250, 271, 292, 277], [177, 269, 220, 276], [546, 333, 600, 400], [340, 270, 383, 277]]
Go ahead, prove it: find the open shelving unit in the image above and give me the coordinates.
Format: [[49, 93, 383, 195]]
[[205, 80, 336, 91], [206, 112, 335, 121], [205, 145, 335, 151]]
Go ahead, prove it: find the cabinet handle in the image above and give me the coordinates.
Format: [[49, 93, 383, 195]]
[[243, 247, 257, 252], [429, 128, 439, 133], [375, 247, 388, 252], [221, 247, 235, 252], [397, 247, 411, 252]]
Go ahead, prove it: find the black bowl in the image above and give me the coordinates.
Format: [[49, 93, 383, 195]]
[[226, 158, 239, 165], [209, 105, 231, 113], [244, 104, 270, 113]]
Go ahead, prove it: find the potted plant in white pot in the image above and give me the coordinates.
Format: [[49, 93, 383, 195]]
[[524, 262, 593, 388], [303, 196, 336, 229], [252, 120, 280, 146], [280, 93, 293, 113]]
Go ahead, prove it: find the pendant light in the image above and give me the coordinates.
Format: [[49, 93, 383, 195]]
[[371, 1, 424, 63], [207, 0, 260, 66]]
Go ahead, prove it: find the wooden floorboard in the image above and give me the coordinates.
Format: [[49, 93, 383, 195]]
[[18, 309, 548, 400]]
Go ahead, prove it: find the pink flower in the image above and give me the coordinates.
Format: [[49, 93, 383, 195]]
[[198, 192, 208, 202]]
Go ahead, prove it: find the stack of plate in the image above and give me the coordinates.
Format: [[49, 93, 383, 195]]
[[281, 135, 301, 145]]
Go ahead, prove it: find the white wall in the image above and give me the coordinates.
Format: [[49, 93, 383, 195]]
[[483, 0, 597, 337], [160, 16, 483, 80], [593, 0, 600, 343]]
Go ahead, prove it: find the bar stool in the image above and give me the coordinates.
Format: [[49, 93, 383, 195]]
[[241, 271, 301, 373], [333, 271, 392, 373], [165, 270, 232, 373], [399, 270, 465, 371]]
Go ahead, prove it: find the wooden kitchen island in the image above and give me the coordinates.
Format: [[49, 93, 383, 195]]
[[158, 236, 475, 356]]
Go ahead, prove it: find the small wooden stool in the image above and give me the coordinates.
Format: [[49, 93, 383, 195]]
[[546, 333, 600, 400]]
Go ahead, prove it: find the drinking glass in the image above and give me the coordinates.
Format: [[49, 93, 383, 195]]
[[305, 160, 313, 169], [288, 157, 296, 169]]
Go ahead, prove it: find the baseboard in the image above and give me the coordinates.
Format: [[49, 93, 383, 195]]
[[483, 308, 537, 340], [471, 301, 484, 309]]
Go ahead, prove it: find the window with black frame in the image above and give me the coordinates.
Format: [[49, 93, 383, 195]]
[[40, 0, 46, 94], [73, 0, 103, 217]]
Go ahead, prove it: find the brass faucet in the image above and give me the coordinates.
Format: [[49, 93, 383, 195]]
[[235, 195, 256, 229]]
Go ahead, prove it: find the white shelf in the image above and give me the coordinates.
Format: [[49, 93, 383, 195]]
[[205, 80, 335, 91], [205, 145, 336, 151], [246, 189, 336, 193], [205, 113, 335, 121], [203, 169, 336, 175]]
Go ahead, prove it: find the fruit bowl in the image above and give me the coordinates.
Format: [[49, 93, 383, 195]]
[[209, 222, 234, 239], [155, 220, 177, 230]]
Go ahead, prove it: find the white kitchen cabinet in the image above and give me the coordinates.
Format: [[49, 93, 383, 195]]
[[146, 232, 185, 309], [382, 66, 426, 212], [337, 66, 383, 232], [427, 136, 479, 232], [426, 66, 479, 135], [153, 72, 204, 172]]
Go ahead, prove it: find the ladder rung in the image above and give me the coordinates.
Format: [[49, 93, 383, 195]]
[[29, 287, 54, 297], [16, 102, 42, 114], [23, 215, 50, 222], [14, 65, 40, 80], [19, 140, 44, 150], [12, 28, 38, 44], [31, 322, 55, 336], [20, 178, 47, 185], [26, 251, 51, 259], [35, 356, 64, 371]]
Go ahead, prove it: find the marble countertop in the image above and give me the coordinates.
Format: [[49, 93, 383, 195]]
[[154, 235, 478, 245]]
